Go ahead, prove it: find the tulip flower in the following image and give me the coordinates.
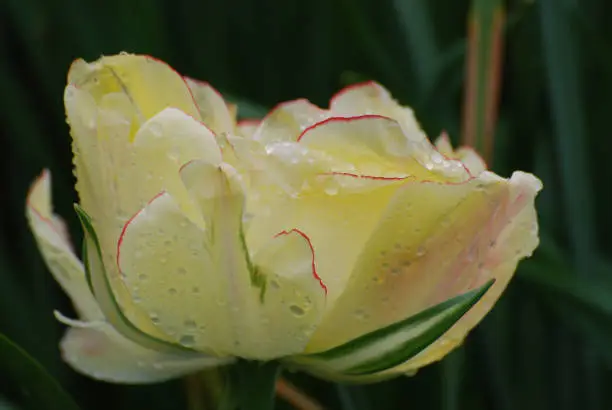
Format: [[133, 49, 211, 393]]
[[26, 53, 541, 385]]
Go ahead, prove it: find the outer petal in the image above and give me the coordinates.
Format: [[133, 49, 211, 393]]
[[67, 88, 222, 337], [60, 324, 232, 384], [306, 171, 542, 353], [184, 77, 235, 135], [68, 54, 201, 122], [25, 172, 224, 383], [387, 172, 541, 373], [118, 161, 326, 359], [252, 100, 329, 144], [298, 116, 470, 182], [26, 171, 101, 320]]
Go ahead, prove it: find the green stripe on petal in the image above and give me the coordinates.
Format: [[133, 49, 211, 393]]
[[290, 280, 493, 376], [74, 204, 201, 356]]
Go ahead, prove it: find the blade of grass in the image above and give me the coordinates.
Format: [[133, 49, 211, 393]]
[[538, 1, 598, 409], [392, 0, 439, 96], [461, 0, 504, 164], [0, 333, 80, 410], [440, 348, 464, 410]]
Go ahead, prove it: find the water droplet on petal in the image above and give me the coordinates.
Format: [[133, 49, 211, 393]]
[[179, 335, 196, 347], [289, 305, 305, 317], [354, 309, 369, 321]]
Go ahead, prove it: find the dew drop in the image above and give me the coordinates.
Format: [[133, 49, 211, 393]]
[[168, 288, 177, 295], [354, 309, 369, 321], [149, 313, 160, 324], [416, 246, 426, 257], [289, 305, 305, 317], [149, 123, 163, 137], [138, 273, 148, 281], [163, 239, 172, 246], [176, 267, 187, 275], [184, 319, 197, 330], [324, 185, 339, 196], [179, 335, 196, 347], [192, 286, 200, 294]]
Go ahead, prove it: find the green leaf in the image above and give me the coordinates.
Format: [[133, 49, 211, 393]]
[[291, 280, 494, 376], [73, 204, 201, 356], [0, 333, 80, 410]]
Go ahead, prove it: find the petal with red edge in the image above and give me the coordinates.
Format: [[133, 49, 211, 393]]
[[26, 170, 101, 321], [184, 77, 235, 135], [306, 171, 542, 353], [298, 116, 469, 182], [68, 54, 201, 122], [253, 100, 329, 144]]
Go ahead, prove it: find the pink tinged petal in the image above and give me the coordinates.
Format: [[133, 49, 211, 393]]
[[385, 171, 542, 373], [455, 147, 487, 175], [25, 170, 101, 321], [184, 77, 235, 135], [434, 133, 454, 156], [306, 172, 542, 354], [297, 116, 469, 182], [60, 324, 232, 384], [252, 99, 329, 144]]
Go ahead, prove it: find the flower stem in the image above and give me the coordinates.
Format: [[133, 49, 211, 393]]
[[226, 360, 282, 410]]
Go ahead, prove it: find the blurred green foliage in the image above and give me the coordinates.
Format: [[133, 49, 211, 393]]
[[1, 0, 612, 408]]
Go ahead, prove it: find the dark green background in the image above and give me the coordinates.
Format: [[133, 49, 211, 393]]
[[1, 0, 612, 409]]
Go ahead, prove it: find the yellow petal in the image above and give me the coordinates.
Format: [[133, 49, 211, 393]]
[[236, 120, 260, 139], [298, 116, 470, 182], [455, 147, 487, 175], [68, 54, 200, 123], [329, 81, 424, 138], [252, 99, 329, 144], [246, 177, 405, 305], [389, 171, 541, 373], [67, 79, 221, 339], [119, 161, 326, 359], [306, 171, 542, 353], [60, 323, 232, 383], [435, 134, 487, 176], [250, 229, 327, 357], [184, 77, 235, 135], [434, 133, 454, 156], [25, 170, 101, 320], [118, 190, 230, 354]]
